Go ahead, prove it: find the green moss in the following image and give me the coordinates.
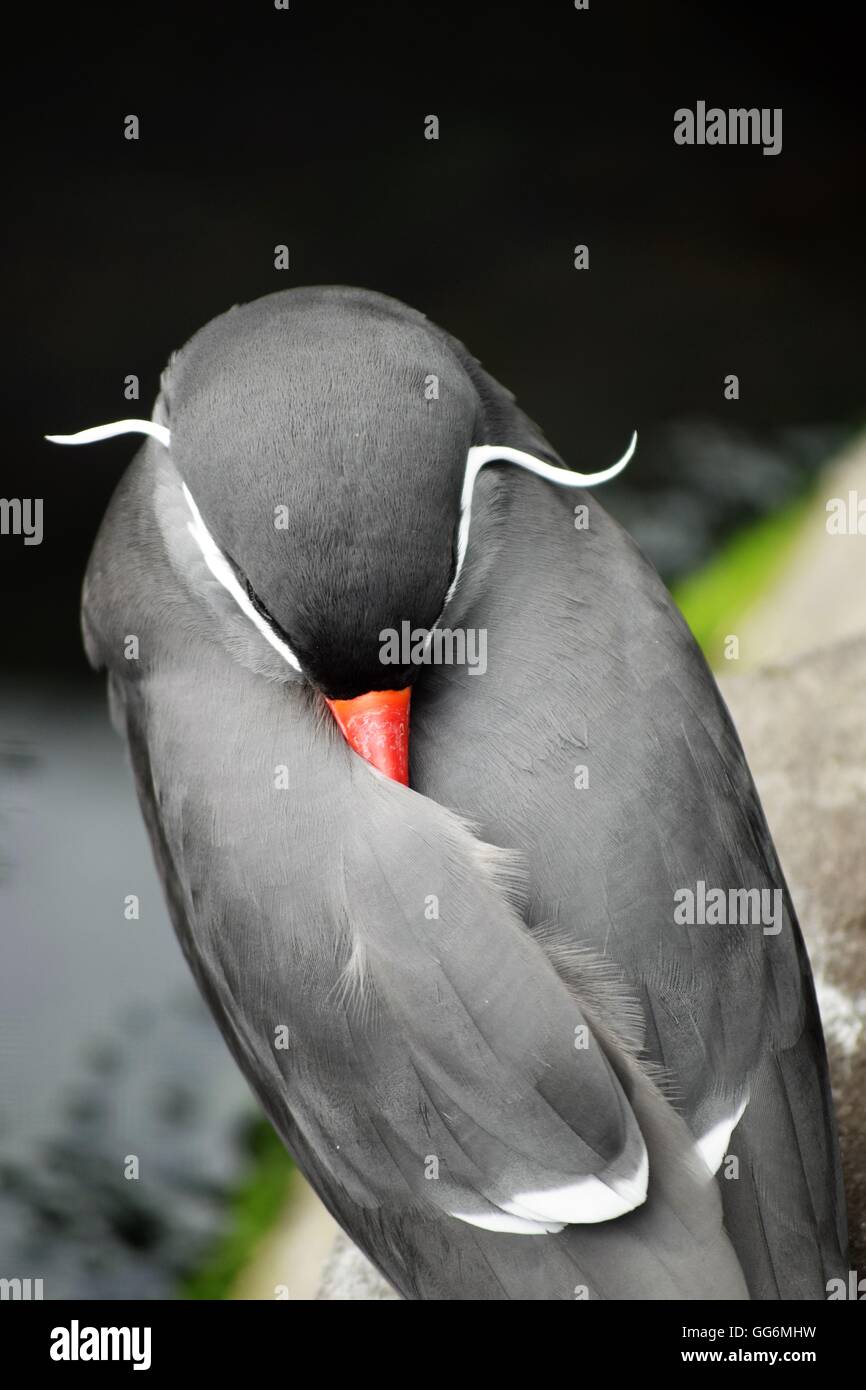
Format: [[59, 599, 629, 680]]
[[180, 1120, 295, 1301], [672, 492, 813, 667]]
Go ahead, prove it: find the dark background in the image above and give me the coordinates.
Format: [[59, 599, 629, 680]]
[[4, 0, 865, 674]]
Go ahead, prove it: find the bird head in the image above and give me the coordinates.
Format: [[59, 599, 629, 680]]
[[48, 287, 634, 785]]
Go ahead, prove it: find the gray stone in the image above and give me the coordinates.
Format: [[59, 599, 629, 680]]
[[720, 637, 866, 1276], [317, 1230, 399, 1300]]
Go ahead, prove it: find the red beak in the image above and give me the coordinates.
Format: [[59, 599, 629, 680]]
[[325, 687, 411, 785]]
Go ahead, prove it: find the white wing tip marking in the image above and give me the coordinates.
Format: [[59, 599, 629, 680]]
[[510, 1150, 648, 1226], [451, 1148, 649, 1236], [450, 1209, 566, 1236], [696, 1096, 749, 1174]]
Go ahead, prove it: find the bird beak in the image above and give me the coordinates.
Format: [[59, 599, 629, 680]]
[[325, 688, 411, 785]]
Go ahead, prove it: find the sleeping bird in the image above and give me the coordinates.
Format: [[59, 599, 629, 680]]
[[49, 286, 847, 1299]]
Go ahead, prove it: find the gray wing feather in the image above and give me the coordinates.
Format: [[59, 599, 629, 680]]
[[414, 465, 846, 1296], [82, 444, 750, 1297]]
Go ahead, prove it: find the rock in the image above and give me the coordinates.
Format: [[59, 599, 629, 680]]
[[735, 437, 866, 668], [720, 638, 866, 1274], [317, 1230, 399, 1300]]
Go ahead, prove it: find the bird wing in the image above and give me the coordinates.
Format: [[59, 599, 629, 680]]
[[82, 443, 748, 1299], [413, 460, 847, 1297]]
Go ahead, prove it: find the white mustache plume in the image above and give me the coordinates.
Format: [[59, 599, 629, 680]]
[[45, 417, 637, 613], [45, 419, 171, 448], [447, 430, 637, 601]]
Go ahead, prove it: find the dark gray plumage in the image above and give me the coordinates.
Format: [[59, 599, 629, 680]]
[[79, 286, 846, 1298]]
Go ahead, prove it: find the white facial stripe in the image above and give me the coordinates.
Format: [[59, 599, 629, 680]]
[[45, 419, 171, 448], [181, 483, 302, 672], [446, 430, 637, 604], [45, 418, 300, 671]]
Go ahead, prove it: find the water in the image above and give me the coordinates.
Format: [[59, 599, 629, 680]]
[[0, 688, 254, 1299]]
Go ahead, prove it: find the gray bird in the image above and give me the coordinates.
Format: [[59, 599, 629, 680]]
[[50, 287, 847, 1299]]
